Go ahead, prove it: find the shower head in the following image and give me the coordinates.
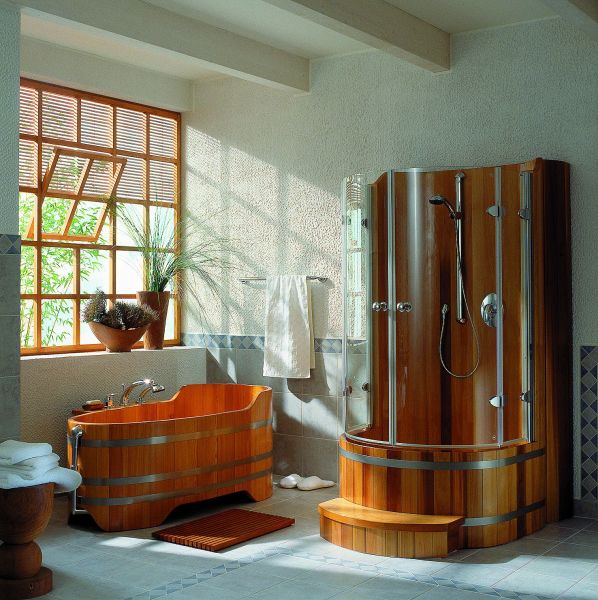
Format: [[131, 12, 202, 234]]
[[429, 195, 460, 220]]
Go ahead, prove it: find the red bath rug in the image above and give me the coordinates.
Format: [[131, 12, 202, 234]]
[[152, 508, 295, 552]]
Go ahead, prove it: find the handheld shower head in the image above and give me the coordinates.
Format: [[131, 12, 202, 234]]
[[428, 195, 459, 220]]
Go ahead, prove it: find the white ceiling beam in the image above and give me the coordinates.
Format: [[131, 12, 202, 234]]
[[264, 0, 450, 72], [541, 0, 598, 37], [15, 0, 310, 92]]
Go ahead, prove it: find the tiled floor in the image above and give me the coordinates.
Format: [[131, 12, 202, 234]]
[[38, 481, 598, 600]]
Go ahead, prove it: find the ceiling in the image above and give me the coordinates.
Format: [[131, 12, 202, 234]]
[[21, 0, 559, 82]]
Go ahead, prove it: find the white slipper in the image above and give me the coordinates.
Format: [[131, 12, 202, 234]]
[[296, 475, 335, 491], [279, 473, 303, 489]]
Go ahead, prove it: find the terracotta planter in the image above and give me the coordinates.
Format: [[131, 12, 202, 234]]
[[88, 321, 149, 352], [136, 291, 170, 350]]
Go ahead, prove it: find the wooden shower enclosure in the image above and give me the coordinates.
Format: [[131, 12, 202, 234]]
[[320, 159, 572, 557]]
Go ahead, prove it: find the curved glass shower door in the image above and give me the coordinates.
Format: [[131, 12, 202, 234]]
[[343, 166, 533, 449]]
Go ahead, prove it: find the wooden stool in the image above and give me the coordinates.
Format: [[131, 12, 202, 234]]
[[0, 483, 54, 599]]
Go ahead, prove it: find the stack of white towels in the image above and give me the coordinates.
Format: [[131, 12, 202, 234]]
[[0, 440, 81, 492]]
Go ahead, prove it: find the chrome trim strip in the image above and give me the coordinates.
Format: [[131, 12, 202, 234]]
[[79, 469, 272, 506], [463, 500, 544, 526], [387, 170, 396, 445], [455, 171, 465, 322], [70, 418, 272, 448], [82, 451, 273, 486], [495, 166, 504, 445], [339, 446, 544, 471]]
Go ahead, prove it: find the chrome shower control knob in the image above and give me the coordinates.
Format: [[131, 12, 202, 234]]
[[372, 301, 388, 312], [397, 301, 412, 312]]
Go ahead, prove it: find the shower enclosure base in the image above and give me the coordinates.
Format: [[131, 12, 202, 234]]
[[318, 435, 546, 557]]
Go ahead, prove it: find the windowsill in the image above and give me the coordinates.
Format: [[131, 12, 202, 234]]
[[20, 345, 202, 361]]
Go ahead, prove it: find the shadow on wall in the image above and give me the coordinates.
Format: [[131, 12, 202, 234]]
[[182, 132, 340, 338]]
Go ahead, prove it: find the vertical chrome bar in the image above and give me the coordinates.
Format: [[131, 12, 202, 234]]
[[455, 172, 465, 323], [341, 176, 349, 435], [494, 167, 504, 446], [520, 171, 534, 441], [69, 425, 88, 515], [387, 170, 397, 445], [365, 183, 373, 428]]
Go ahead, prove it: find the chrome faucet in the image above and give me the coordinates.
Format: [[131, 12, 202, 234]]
[[121, 379, 164, 406]]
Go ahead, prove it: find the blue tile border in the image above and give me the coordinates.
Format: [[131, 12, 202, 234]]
[[124, 543, 555, 600], [182, 333, 343, 354], [0, 234, 20, 255], [580, 345, 598, 501]]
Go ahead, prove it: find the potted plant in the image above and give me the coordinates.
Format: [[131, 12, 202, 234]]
[[112, 201, 233, 350], [82, 290, 158, 352]]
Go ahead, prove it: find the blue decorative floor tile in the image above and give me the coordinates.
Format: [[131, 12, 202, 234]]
[[581, 346, 598, 501]]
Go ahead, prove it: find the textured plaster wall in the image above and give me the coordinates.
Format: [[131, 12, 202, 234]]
[[182, 18, 598, 492], [0, 2, 21, 441], [20, 347, 206, 464]]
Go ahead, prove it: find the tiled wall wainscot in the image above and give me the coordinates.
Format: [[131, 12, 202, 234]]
[[0, 234, 21, 440]]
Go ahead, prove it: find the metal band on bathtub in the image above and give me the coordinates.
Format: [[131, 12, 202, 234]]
[[339, 446, 544, 471], [463, 500, 545, 526], [82, 451, 273, 486], [78, 469, 272, 506], [69, 418, 273, 448]]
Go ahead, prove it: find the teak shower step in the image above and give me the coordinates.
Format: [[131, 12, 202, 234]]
[[318, 498, 464, 558]]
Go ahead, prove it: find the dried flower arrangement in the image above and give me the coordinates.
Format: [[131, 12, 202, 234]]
[[82, 290, 158, 330]]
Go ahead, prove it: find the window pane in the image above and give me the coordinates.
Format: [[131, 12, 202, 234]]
[[165, 299, 175, 339], [117, 156, 145, 200], [81, 100, 113, 147], [116, 107, 146, 152], [150, 206, 175, 248], [20, 87, 38, 135], [41, 300, 73, 346], [82, 158, 115, 197], [80, 320, 99, 345], [68, 201, 110, 243], [20, 300, 35, 348], [42, 92, 77, 141], [41, 247, 74, 294], [116, 251, 143, 294], [41, 197, 71, 235], [19, 139, 37, 187], [149, 115, 176, 158], [21, 246, 35, 294], [19, 192, 36, 240], [80, 249, 110, 294], [46, 153, 86, 195], [116, 203, 144, 246], [149, 160, 176, 202]]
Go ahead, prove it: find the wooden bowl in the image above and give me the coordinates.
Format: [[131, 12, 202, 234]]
[[88, 321, 150, 352]]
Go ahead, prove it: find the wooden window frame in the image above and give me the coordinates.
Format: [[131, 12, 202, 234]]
[[19, 78, 181, 355]]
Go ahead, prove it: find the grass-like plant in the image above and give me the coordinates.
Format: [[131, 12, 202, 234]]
[[108, 198, 235, 318]]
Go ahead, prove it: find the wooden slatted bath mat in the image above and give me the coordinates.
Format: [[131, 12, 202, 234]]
[[152, 509, 295, 552]]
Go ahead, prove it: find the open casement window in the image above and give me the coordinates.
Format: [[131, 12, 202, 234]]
[[19, 79, 181, 354], [25, 148, 126, 242]]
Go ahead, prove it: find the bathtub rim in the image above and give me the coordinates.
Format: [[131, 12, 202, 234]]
[[68, 383, 272, 428]]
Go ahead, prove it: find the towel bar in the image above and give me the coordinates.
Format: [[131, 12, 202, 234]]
[[239, 276, 327, 284]]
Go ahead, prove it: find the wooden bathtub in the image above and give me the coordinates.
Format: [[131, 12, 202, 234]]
[[67, 384, 272, 531]]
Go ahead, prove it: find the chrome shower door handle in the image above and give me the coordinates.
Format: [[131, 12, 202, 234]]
[[397, 301, 412, 313], [372, 301, 389, 312]]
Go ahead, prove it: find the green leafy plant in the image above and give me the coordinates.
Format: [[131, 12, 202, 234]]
[[109, 198, 235, 316], [82, 290, 158, 330]]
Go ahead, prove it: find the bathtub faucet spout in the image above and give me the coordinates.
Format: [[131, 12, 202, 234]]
[[121, 379, 164, 406]]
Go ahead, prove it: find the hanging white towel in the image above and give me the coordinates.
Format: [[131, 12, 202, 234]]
[[263, 275, 315, 378], [10, 452, 60, 471], [0, 440, 52, 465], [0, 467, 82, 493]]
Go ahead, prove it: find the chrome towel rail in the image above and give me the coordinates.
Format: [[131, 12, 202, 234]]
[[239, 276, 327, 284]]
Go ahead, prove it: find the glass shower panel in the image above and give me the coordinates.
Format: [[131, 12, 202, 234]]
[[393, 169, 499, 446], [343, 173, 389, 442]]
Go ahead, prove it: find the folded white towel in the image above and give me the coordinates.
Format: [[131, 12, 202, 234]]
[[12, 453, 60, 470], [1, 458, 60, 480], [0, 467, 82, 493], [0, 440, 53, 466], [263, 275, 315, 379]]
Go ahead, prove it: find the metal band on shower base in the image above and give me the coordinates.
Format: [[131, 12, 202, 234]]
[[69, 418, 272, 448], [339, 446, 544, 471], [82, 451, 273, 486], [463, 500, 545, 527], [78, 469, 272, 507]]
